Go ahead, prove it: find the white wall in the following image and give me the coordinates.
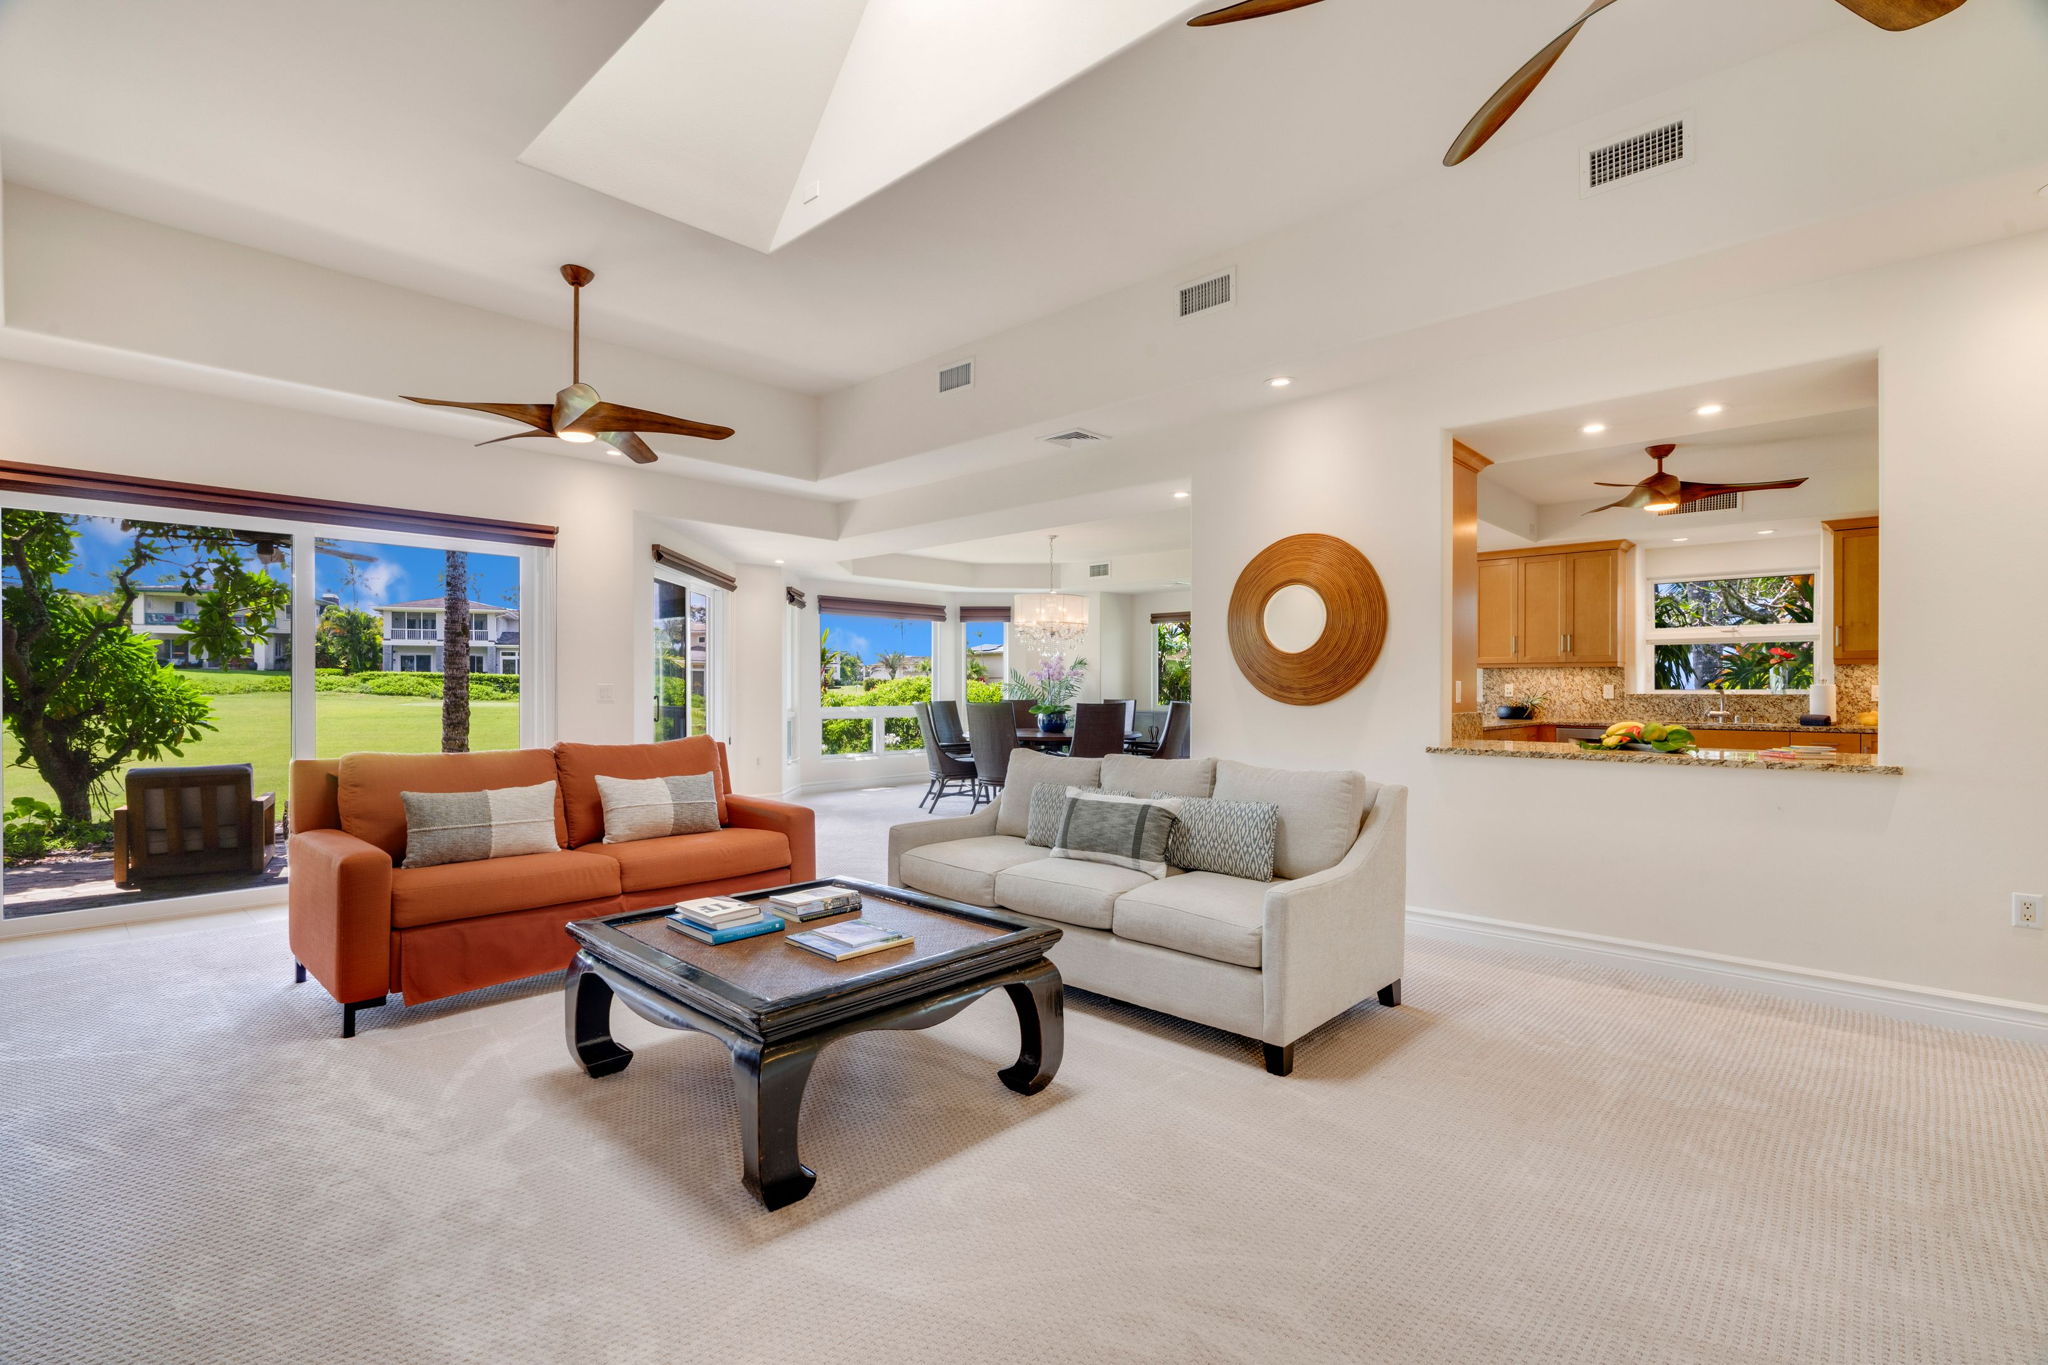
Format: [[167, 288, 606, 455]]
[[1171, 228, 2048, 1009], [0, 357, 788, 782]]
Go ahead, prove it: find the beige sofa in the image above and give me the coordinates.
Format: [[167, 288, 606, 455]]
[[887, 750, 1406, 1074]]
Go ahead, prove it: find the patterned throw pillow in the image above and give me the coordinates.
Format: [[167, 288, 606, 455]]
[[400, 781, 559, 869], [1028, 779, 1098, 847], [1049, 787, 1182, 879], [1167, 796, 1281, 881], [596, 772, 721, 843]]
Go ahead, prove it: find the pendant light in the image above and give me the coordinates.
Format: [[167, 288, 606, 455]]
[[1012, 535, 1089, 648]]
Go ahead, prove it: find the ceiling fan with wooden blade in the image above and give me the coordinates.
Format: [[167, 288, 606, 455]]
[[402, 264, 734, 465], [1186, 0, 1971, 165], [1441, 0, 1970, 166], [1584, 443, 1808, 515]]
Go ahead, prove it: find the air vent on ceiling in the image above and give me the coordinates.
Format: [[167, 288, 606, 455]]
[[1177, 269, 1235, 320], [1664, 491, 1740, 516], [1040, 427, 1109, 446], [1584, 119, 1688, 195], [1088, 563, 1112, 578], [937, 359, 974, 393]]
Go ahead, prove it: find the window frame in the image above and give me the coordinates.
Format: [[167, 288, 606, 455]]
[[652, 560, 729, 744], [0, 489, 554, 934], [816, 603, 940, 762], [1150, 615, 1192, 709], [1639, 565, 1820, 695]]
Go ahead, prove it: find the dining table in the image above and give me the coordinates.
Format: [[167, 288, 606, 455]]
[[943, 730, 1156, 756]]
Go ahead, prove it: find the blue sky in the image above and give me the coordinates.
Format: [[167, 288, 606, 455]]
[[36, 516, 519, 612], [821, 613, 934, 664]]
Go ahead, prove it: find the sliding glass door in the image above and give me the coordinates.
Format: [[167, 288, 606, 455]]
[[1, 492, 549, 926], [654, 568, 721, 742]]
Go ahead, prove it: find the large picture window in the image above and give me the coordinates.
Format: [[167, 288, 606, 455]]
[[1, 469, 550, 924], [1647, 572, 1817, 692], [818, 596, 942, 757]]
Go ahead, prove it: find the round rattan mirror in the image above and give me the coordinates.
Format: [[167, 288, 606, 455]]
[[1226, 533, 1387, 705]]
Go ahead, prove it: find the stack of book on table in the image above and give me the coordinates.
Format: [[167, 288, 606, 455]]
[[665, 896, 785, 945], [787, 919, 915, 963], [766, 886, 862, 922]]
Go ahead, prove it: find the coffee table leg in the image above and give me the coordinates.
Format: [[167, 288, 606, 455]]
[[732, 1040, 820, 1210], [565, 951, 634, 1078], [998, 961, 1064, 1095]]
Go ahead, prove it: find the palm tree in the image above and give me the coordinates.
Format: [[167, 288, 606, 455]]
[[441, 550, 470, 753], [819, 629, 856, 690], [876, 650, 907, 680]]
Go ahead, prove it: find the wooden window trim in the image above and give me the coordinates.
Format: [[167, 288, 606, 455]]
[[959, 605, 1011, 622], [785, 587, 807, 609], [1149, 611, 1192, 625], [816, 595, 947, 622], [651, 544, 738, 593], [0, 460, 556, 547]]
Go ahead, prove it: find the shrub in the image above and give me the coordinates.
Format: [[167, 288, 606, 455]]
[[179, 669, 293, 695], [3, 796, 112, 863], [312, 670, 520, 701]]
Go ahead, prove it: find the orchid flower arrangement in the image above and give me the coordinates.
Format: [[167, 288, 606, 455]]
[[1006, 653, 1090, 715]]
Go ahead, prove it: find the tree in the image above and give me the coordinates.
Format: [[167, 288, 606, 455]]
[[176, 588, 277, 667], [441, 551, 470, 753], [967, 655, 990, 683], [876, 650, 907, 680], [1156, 621, 1192, 703], [317, 605, 382, 674], [0, 511, 283, 821], [819, 629, 858, 690]]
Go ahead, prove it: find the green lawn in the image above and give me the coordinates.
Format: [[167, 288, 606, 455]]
[[2, 692, 519, 815]]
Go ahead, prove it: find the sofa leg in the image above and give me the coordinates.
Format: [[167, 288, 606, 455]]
[[341, 996, 387, 1039], [294, 961, 307, 985], [1262, 1042, 1295, 1077], [1378, 978, 1402, 1008]]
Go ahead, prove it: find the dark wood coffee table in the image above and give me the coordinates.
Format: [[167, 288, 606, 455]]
[[563, 877, 1064, 1210]]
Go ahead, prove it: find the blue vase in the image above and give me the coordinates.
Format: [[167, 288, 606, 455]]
[[1037, 711, 1068, 735]]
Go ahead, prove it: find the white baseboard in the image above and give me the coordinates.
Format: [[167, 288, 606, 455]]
[[790, 773, 927, 798], [1408, 905, 2048, 1047]]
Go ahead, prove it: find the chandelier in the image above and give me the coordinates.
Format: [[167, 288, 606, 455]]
[[1012, 534, 1088, 648]]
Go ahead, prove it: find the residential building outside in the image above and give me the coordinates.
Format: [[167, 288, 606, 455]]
[[377, 599, 520, 674]]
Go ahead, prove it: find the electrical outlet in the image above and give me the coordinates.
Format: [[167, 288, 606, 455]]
[[596, 683, 616, 705], [1602, 684, 1615, 700], [2015, 893, 2044, 930]]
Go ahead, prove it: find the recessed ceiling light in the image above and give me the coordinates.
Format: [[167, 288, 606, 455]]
[[1267, 377, 1293, 389], [1671, 537, 1689, 542], [1173, 491, 1190, 499], [1757, 529, 1775, 535], [773, 558, 785, 565], [1581, 422, 1607, 435], [1694, 403, 1725, 417]]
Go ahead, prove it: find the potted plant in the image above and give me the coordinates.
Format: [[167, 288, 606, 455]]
[[1008, 653, 1089, 734], [1496, 693, 1547, 721]]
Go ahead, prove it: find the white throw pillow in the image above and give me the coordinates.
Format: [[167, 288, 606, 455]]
[[596, 772, 721, 843]]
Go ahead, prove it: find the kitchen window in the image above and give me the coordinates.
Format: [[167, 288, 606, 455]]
[[1645, 572, 1817, 692]]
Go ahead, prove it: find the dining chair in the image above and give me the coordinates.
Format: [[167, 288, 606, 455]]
[[1105, 698, 1136, 735], [914, 703, 978, 811], [1008, 698, 1037, 731], [928, 699, 969, 751], [1067, 702, 1128, 759], [967, 702, 1019, 805], [1152, 700, 1192, 760]]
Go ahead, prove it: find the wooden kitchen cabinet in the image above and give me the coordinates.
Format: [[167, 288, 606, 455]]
[[1826, 516, 1879, 663], [1476, 540, 1633, 668]]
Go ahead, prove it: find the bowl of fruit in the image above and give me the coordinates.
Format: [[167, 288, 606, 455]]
[[1577, 721, 1697, 754]]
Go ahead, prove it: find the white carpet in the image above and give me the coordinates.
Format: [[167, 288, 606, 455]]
[[4, 792, 2047, 1363]]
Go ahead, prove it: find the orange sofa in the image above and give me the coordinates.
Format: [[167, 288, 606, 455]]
[[287, 737, 814, 1036]]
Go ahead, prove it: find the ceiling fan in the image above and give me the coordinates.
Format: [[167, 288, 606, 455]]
[[402, 264, 734, 464], [1185, 0, 1971, 166], [1585, 443, 1807, 515]]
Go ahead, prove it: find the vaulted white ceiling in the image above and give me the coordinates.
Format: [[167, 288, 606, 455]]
[[0, 0, 1858, 390]]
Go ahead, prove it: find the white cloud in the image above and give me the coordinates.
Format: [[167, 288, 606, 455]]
[[356, 559, 406, 608]]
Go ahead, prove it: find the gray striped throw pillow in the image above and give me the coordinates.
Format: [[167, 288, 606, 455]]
[[1049, 787, 1182, 879], [400, 781, 559, 869], [596, 772, 721, 843]]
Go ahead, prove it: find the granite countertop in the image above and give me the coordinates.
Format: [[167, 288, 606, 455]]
[[1429, 738, 1902, 775], [1481, 717, 1878, 735]]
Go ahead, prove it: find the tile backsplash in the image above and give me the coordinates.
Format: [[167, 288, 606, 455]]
[[1480, 664, 1878, 726]]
